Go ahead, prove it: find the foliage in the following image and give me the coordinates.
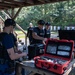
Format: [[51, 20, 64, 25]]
[[1, 0, 75, 30]]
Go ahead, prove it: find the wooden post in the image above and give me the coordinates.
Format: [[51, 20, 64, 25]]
[[13, 7, 22, 20], [15, 62, 22, 75]]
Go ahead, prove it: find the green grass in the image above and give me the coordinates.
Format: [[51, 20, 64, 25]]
[[15, 30, 26, 38], [17, 35, 25, 38], [15, 30, 58, 39], [51, 31, 58, 34], [15, 30, 26, 33]]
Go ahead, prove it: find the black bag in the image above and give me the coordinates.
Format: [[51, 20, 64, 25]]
[[28, 44, 44, 60], [0, 32, 7, 59]]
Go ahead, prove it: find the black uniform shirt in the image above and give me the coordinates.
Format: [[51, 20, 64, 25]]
[[32, 27, 45, 44], [44, 28, 51, 38]]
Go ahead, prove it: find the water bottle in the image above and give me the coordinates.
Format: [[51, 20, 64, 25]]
[[23, 45, 26, 52]]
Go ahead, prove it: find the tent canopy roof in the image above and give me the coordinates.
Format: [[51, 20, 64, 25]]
[[0, 0, 67, 10]]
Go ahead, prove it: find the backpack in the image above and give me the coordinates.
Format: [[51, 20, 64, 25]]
[[0, 32, 8, 59]]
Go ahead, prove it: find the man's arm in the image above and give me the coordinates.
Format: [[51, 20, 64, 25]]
[[27, 28, 30, 37], [32, 32, 44, 40], [32, 32, 47, 43], [7, 48, 27, 60]]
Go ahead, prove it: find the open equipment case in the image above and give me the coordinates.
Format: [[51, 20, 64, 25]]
[[34, 39, 74, 75]]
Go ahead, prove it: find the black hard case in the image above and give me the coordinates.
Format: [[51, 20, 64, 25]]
[[28, 44, 44, 60]]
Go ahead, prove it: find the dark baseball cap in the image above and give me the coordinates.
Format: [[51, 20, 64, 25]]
[[37, 20, 45, 25], [4, 18, 16, 27], [45, 22, 51, 26]]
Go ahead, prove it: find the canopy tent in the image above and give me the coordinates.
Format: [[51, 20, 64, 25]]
[[0, 0, 68, 44]]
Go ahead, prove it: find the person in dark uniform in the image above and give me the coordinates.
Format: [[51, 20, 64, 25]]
[[26, 23, 34, 45], [44, 22, 51, 38], [32, 20, 47, 44], [9, 33, 18, 51], [3, 26, 18, 53], [0, 18, 27, 75]]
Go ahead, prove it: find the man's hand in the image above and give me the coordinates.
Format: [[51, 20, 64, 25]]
[[22, 52, 27, 57], [17, 50, 22, 54], [43, 38, 47, 45], [18, 51, 27, 57]]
